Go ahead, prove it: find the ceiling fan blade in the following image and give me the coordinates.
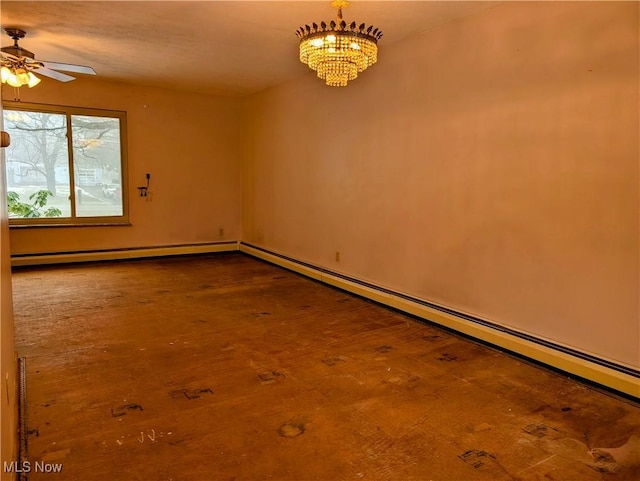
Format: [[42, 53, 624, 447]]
[[35, 67, 76, 82], [39, 60, 95, 75]]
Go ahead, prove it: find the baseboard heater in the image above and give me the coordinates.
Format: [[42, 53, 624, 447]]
[[239, 242, 640, 400], [11, 241, 240, 267], [18, 357, 28, 481]]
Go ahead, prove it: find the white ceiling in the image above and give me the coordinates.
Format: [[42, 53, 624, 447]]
[[1, 1, 499, 97]]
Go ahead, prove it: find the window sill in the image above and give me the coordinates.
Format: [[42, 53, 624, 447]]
[[9, 222, 132, 229]]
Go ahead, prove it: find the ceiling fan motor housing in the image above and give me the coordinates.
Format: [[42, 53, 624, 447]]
[[2, 29, 35, 59], [1, 45, 36, 60]]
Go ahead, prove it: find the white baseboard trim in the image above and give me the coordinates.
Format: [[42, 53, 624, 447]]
[[240, 243, 640, 400], [11, 241, 240, 267]]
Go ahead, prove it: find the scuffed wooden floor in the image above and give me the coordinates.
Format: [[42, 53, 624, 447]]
[[11, 253, 639, 480]]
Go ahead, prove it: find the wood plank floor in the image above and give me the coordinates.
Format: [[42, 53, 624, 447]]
[[11, 253, 639, 480]]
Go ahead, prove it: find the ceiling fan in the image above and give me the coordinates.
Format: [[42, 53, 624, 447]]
[[1, 27, 96, 88]]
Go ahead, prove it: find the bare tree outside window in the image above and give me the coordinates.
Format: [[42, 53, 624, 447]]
[[72, 115, 123, 217], [4, 110, 71, 216]]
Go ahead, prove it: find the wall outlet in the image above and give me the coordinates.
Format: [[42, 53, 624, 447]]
[[219, 228, 224, 237], [335, 251, 341, 262]]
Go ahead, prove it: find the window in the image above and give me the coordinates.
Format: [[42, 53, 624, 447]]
[[3, 102, 128, 225]]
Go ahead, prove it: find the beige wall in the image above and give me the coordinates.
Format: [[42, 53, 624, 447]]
[[1, 102, 17, 479], [243, 1, 639, 368], [1, 2, 637, 375], [2, 77, 242, 255]]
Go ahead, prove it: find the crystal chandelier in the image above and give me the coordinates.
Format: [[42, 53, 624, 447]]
[[296, 0, 383, 87]]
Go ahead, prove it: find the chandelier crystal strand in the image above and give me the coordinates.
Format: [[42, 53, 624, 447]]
[[296, 0, 382, 87]]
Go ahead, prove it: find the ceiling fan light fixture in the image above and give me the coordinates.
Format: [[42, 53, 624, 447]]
[[0, 66, 11, 83], [15, 68, 30, 85], [27, 71, 41, 88], [0, 65, 36, 88], [296, 0, 383, 87], [6, 76, 22, 88], [4, 68, 23, 88]]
